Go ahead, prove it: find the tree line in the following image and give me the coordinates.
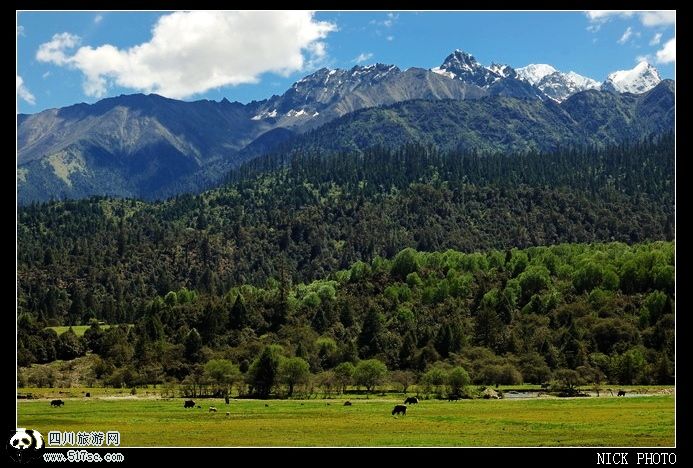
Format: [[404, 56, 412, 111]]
[[18, 241, 674, 394]]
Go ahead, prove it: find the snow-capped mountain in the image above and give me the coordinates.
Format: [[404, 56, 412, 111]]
[[488, 63, 517, 79], [431, 50, 545, 100], [250, 62, 486, 129], [516, 64, 558, 85], [279, 64, 401, 114], [601, 61, 662, 94], [432, 49, 504, 87], [535, 71, 600, 102], [516, 65, 600, 102], [565, 71, 601, 91]]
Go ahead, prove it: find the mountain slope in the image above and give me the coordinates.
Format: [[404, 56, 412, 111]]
[[535, 71, 600, 102], [18, 137, 674, 303], [251, 64, 487, 131], [18, 64, 489, 203], [17, 94, 260, 200], [275, 80, 675, 155]]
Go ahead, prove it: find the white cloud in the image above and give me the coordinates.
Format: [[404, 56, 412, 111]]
[[17, 75, 36, 105], [656, 38, 675, 64], [586, 10, 675, 28], [636, 54, 653, 63], [17, 25, 25, 37], [36, 32, 80, 65], [387, 35, 394, 42], [586, 11, 635, 22], [650, 32, 662, 45], [640, 11, 675, 26], [618, 27, 634, 44], [372, 12, 399, 30], [352, 52, 373, 64], [35, 11, 337, 99], [94, 14, 103, 24], [42, 71, 52, 79], [383, 12, 398, 28]]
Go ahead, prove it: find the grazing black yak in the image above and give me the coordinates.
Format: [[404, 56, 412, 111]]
[[344, 401, 352, 406], [404, 397, 419, 404], [50, 399, 64, 407], [184, 399, 195, 408], [617, 390, 626, 397], [392, 405, 407, 416]]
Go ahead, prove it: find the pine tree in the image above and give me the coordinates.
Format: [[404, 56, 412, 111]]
[[184, 328, 203, 363], [358, 308, 383, 358], [399, 332, 416, 369], [228, 293, 249, 330]]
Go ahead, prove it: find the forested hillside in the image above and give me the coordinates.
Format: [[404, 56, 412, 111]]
[[18, 135, 673, 326], [16, 131, 675, 392], [18, 241, 674, 390]]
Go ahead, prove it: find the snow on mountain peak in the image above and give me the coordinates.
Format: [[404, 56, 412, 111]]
[[564, 71, 600, 90], [515, 64, 558, 85], [435, 49, 501, 87], [533, 70, 600, 102], [431, 67, 457, 79], [602, 61, 662, 94], [488, 63, 517, 79], [251, 109, 278, 120], [441, 49, 481, 71], [634, 61, 651, 72]]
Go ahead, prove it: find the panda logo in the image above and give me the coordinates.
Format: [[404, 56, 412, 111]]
[[6, 428, 44, 463], [9, 428, 44, 450]]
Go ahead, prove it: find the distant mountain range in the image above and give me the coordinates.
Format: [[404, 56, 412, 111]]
[[269, 80, 674, 156], [17, 49, 673, 203], [433, 50, 663, 102]]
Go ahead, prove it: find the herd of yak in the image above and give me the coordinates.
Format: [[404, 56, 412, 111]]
[[48, 391, 629, 416]]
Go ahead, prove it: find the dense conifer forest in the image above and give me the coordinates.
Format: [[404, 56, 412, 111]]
[[17, 135, 674, 392]]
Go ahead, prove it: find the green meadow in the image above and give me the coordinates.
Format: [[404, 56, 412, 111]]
[[18, 394, 674, 447]]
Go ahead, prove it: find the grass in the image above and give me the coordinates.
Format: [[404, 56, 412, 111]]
[[46, 324, 131, 337], [18, 386, 160, 398], [18, 394, 674, 447]]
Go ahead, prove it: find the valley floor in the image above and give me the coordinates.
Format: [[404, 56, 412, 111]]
[[18, 392, 674, 447]]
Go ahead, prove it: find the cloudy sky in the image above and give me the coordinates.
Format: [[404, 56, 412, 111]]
[[17, 10, 675, 113]]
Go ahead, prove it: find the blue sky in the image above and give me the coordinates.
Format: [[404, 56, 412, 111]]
[[16, 11, 676, 113]]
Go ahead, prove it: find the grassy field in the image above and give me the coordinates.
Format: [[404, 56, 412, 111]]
[[45, 324, 134, 337], [46, 325, 112, 337], [18, 395, 674, 447]]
